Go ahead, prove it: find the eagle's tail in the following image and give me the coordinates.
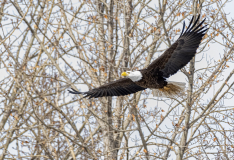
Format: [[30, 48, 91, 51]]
[[152, 81, 186, 98]]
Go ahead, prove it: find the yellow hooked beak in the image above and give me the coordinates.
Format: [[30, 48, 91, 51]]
[[121, 72, 129, 77]]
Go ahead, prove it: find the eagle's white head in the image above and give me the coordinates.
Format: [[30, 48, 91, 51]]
[[121, 71, 142, 82]]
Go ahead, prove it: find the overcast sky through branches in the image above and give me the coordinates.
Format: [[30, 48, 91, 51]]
[[1, 0, 234, 159]]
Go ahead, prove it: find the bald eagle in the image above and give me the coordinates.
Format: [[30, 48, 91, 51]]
[[69, 15, 208, 99]]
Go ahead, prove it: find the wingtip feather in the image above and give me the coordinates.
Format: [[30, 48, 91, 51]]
[[179, 21, 186, 38], [68, 88, 82, 94]]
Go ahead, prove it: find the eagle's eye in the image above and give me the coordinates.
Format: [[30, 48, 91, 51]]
[[126, 71, 131, 74]]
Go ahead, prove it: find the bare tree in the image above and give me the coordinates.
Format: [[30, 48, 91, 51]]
[[1, 0, 234, 159]]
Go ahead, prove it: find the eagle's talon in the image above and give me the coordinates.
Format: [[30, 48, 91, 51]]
[[164, 86, 170, 90]]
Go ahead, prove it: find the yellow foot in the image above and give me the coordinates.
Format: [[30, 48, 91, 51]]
[[159, 86, 170, 91], [164, 86, 170, 90]]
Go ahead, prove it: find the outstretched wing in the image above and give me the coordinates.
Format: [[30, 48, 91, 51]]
[[69, 78, 146, 99], [147, 15, 208, 78]]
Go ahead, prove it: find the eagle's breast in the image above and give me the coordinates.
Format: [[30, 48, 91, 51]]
[[135, 70, 166, 89]]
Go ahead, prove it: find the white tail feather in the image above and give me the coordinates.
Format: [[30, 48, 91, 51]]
[[152, 81, 186, 98]]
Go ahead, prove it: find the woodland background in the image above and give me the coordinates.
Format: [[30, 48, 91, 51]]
[[1, 0, 234, 159]]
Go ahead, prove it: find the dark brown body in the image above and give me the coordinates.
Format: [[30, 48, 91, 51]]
[[135, 69, 167, 89]]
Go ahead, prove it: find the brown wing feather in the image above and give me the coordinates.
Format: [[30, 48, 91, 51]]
[[146, 15, 208, 78], [69, 78, 146, 99]]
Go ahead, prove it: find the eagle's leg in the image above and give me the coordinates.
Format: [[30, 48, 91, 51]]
[[159, 86, 170, 91], [163, 86, 170, 90]]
